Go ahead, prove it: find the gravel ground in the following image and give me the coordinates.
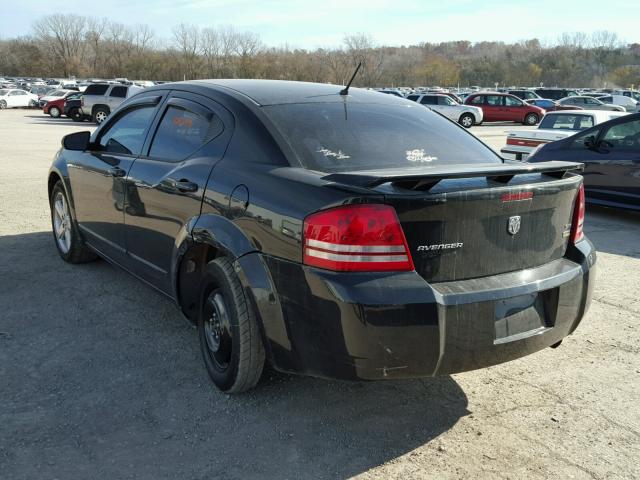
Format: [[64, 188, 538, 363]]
[[0, 109, 639, 480]]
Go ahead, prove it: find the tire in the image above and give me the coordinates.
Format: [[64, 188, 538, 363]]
[[524, 113, 539, 125], [0, 100, 6, 109], [198, 257, 265, 393], [459, 113, 475, 128], [50, 181, 98, 264], [69, 108, 83, 122], [93, 107, 109, 124], [29, 99, 37, 108], [49, 106, 61, 118]]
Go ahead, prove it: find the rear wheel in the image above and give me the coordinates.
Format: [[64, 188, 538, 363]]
[[69, 108, 83, 122], [198, 257, 265, 393], [50, 181, 98, 263], [459, 113, 475, 128], [49, 106, 61, 118], [93, 107, 109, 124], [524, 113, 539, 125], [0, 100, 6, 109]]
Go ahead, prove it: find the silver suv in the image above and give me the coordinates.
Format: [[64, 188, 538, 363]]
[[81, 83, 143, 124]]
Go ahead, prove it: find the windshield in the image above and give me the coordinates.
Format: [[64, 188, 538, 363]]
[[263, 102, 500, 173]]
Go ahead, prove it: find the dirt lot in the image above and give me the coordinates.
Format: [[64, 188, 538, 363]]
[[1, 109, 639, 480]]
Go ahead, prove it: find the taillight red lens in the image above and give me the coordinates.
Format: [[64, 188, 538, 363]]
[[303, 204, 414, 272], [571, 184, 585, 243]]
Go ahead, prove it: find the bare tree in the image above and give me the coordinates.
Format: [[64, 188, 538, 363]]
[[173, 23, 201, 79], [33, 14, 88, 76]]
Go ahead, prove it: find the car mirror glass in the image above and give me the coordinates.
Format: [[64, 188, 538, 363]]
[[62, 131, 91, 151]]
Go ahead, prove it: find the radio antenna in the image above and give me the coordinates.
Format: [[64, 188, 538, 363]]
[[340, 62, 362, 96]]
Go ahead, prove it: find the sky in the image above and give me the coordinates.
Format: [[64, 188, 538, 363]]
[[1, 0, 638, 49]]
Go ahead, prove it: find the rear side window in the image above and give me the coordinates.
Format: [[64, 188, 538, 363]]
[[263, 102, 500, 173], [84, 84, 109, 96], [601, 119, 640, 150], [406, 95, 419, 102], [97, 106, 155, 155], [149, 105, 224, 162], [540, 114, 594, 130], [486, 95, 502, 106], [420, 96, 437, 105], [110, 86, 127, 98]]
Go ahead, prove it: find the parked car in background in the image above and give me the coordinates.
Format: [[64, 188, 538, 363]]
[[64, 93, 89, 121], [80, 83, 143, 124], [614, 90, 640, 102], [464, 92, 545, 125], [406, 93, 483, 127], [533, 88, 579, 100], [525, 98, 583, 112], [0, 89, 39, 109], [508, 90, 541, 100], [43, 91, 82, 118], [558, 96, 625, 112], [29, 85, 54, 99], [48, 80, 594, 393], [378, 89, 404, 97], [38, 89, 73, 107], [597, 95, 639, 112], [501, 110, 628, 160], [529, 112, 640, 211]]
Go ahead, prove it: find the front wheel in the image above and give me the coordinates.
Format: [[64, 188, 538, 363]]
[[69, 108, 83, 122], [198, 257, 265, 393], [93, 107, 109, 124], [524, 113, 539, 125], [49, 106, 61, 118], [50, 181, 98, 263], [458, 113, 475, 128], [0, 100, 6, 109]]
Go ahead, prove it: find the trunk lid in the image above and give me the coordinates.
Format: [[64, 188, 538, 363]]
[[324, 161, 582, 282]]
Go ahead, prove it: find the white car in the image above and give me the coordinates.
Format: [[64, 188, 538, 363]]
[[500, 110, 629, 160], [597, 94, 639, 112], [0, 89, 39, 109], [406, 93, 483, 128]]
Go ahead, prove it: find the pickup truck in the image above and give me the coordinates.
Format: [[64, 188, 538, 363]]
[[501, 110, 628, 161]]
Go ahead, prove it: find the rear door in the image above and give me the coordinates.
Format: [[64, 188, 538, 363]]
[[123, 91, 235, 293], [503, 95, 525, 122]]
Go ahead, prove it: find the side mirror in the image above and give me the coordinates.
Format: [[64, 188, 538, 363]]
[[62, 131, 90, 151]]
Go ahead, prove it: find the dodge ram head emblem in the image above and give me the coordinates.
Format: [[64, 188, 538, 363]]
[[507, 216, 521, 235]]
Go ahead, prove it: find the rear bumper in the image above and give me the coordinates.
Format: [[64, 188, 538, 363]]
[[256, 239, 596, 380]]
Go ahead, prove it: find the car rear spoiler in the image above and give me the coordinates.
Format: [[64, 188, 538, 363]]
[[322, 161, 583, 191]]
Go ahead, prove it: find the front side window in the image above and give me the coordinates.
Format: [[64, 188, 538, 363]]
[[85, 84, 109, 96], [406, 95, 419, 102], [263, 102, 500, 173], [149, 105, 223, 162], [585, 98, 601, 105], [97, 106, 155, 155], [438, 96, 456, 106], [601, 119, 640, 150], [110, 86, 127, 98], [504, 96, 523, 107]]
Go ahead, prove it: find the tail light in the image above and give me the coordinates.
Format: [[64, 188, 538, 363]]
[[570, 184, 585, 243], [303, 204, 414, 272]]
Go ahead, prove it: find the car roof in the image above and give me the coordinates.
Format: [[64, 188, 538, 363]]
[[186, 79, 404, 106]]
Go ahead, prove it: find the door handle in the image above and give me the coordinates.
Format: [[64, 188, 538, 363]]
[[109, 167, 126, 177], [174, 179, 198, 193]]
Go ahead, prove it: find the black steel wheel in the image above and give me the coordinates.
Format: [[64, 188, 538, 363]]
[[198, 257, 265, 393]]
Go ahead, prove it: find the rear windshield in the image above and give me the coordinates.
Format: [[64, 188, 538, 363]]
[[263, 102, 500, 172], [539, 114, 594, 131]]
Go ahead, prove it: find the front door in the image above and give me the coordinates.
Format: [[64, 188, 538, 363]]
[[68, 94, 163, 262], [123, 92, 234, 294]]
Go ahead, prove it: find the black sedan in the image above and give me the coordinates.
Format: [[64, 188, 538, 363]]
[[529, 112, 640, 211], [48, 80, 596, 392]]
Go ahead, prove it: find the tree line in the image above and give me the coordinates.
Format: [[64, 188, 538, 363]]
[[1, 14, 639, 88]]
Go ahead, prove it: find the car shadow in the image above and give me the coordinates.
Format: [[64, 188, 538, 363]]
[[585, 205, 640, 258], [0, 231, 469, 480], [23, 113, 88, 125]]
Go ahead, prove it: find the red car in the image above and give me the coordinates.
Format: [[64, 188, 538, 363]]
[[43, 91, 79, 118], [464, 92, 545, 125]]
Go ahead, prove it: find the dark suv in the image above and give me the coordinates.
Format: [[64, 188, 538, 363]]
[[81, 83, 143, 124], [533, 88, 579, 101]]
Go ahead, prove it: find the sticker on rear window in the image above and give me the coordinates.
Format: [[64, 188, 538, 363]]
[[317, 148, 350, 160], [406, 149, 437, 162]]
